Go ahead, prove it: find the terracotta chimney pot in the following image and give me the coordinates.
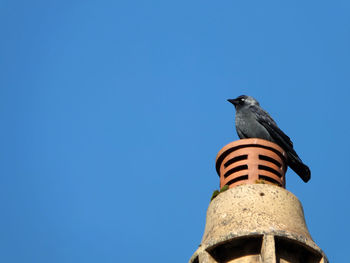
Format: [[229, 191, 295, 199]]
[[216, 138, 287, 188]]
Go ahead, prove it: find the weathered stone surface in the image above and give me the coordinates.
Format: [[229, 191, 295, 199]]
[[189, 184, 328, 263], [202, 184, 311, 247]]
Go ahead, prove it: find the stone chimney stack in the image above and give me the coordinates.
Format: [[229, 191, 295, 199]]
[[189, 139, 327, 263]]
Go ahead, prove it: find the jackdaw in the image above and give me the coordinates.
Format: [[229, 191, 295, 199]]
[[227, 95, 310, 182]]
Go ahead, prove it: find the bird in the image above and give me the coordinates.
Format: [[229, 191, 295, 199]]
[[227, 95, 311, 182]]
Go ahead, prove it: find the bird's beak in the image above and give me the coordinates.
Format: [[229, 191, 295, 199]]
[[227, 98, 238, 106]]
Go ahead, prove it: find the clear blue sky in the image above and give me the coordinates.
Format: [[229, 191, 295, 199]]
[[1, 1, 349, 262]]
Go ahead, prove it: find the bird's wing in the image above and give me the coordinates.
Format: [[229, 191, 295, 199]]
[[250, 105, 311, 183], [250, 105, 294, 149]]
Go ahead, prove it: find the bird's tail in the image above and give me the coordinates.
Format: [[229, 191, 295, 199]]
[[287, 151, 311, 183]]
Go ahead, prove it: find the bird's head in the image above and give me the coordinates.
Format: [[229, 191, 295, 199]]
[[227, 95, 259, 108]]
